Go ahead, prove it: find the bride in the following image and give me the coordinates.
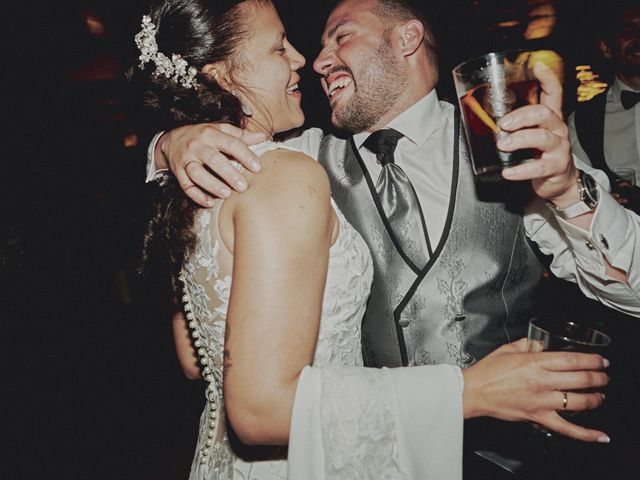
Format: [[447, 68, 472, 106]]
[[128, 1, 609, 478]]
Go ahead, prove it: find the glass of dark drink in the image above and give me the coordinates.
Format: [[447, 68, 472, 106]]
[[528, 317, 611, 354], [611, 167, 636, 187], [528, 317, 611, 438], [453, 50, 540, 177]]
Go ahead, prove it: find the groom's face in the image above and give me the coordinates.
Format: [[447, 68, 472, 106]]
[[609, 5, 640, 75], [313, 0, 407, 133]]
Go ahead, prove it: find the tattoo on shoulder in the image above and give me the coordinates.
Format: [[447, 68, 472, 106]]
[[223, 323, 232, 378]]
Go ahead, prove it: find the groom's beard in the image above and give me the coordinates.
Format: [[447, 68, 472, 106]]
[[332, 32, 407, 133]]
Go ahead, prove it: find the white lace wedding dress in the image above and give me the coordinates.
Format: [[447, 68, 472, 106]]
[[179, 140, 464, 480]]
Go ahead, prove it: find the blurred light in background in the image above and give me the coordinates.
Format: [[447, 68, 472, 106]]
[[524, 2, 557, 40], [83, 10, 106, 37], [124, 133, 139, 148]]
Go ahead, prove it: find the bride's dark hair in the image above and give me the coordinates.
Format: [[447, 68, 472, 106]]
[[127, 0, 268, 296]]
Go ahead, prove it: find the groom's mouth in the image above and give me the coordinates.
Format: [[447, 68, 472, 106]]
[[323, 67, 355, 105], [327, 75, 353, 98]]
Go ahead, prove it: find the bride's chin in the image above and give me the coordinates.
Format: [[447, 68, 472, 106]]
[[274, 117, 305, 135]]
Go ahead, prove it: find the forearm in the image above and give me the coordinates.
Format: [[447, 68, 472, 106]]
[[559, 196, 640, 313], [526, 192, 640, 315], [550, 183, 627, 283], [225, 371, 299, 445]]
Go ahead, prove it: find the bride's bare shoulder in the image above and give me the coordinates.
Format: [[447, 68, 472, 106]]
[[221, 148, 333, 240], [243, 148, 330, 201]]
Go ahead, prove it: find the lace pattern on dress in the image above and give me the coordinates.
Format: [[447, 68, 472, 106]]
[[320, 366, 407, 479], [313, 201, 372, 367]]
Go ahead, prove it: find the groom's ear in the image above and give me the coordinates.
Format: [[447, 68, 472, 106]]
[[398, 19, 424, 57], [202, 62, 233, 89], [597, 39, 612, 60]]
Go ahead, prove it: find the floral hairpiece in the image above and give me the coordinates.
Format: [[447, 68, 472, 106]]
[[134, 15, 199, 89]]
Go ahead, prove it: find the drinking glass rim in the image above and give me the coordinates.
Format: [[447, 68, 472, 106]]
[[529, 318, 612, 347], [452, 49, 533, 77]]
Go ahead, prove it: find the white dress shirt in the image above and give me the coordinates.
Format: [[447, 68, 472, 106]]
[[352, 91, 453, 247], [569, 76, 640, 184], [146, 91, 640, 316]]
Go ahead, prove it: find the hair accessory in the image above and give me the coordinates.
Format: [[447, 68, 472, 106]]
[[135, 15, 199, 89]]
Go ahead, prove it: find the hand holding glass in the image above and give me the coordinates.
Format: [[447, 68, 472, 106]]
[[528, 317, 611, 439], [453, 50, 540, 176]]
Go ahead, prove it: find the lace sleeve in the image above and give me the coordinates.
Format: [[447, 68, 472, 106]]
[[288, 364, 463, 480]]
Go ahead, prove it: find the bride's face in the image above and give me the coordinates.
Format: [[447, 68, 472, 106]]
[[235, 2, 306, 135]]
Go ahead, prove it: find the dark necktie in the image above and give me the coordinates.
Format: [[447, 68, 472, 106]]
[[621, 90, 640, 110], [363, 129, 431, 270]]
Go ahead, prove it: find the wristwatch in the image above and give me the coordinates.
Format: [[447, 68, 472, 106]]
[[546, 170, 600, 219]]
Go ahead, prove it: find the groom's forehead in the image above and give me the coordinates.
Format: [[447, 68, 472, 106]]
[[322, 0, 376, 37]]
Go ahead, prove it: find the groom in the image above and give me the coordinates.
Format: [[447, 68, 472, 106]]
[[147, 0, 640, 477]]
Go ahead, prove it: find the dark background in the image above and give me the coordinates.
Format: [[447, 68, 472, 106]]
[[3, 1, 635, 479]]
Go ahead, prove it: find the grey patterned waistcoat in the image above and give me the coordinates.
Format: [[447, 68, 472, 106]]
[[319, 113, 546, 368]]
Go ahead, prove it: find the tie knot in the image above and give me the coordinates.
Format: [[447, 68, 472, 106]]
[[621, 90, 640, 110], [363, 129, 404, 165]]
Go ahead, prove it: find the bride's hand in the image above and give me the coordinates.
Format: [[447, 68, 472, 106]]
[[156, 123, 267, 206], [462, 338, 610, 443]]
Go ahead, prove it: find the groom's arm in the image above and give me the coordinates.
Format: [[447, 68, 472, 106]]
[[146, 124, 325, 206], [495, 62, 638, 314], [147, 124, 267, 206], [523, 174, 640, 317]]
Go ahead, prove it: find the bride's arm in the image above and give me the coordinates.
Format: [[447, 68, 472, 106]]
[[222, 149, 334, 446]]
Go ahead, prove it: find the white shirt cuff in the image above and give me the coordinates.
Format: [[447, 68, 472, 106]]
[[556, 188, 634, 274], [145, 131, 168, 183]]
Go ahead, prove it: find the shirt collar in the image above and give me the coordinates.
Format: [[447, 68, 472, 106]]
[[611, 76, 639, 98], [353, 89, 443, 150]]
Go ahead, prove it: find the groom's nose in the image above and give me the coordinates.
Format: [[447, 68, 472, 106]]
[[313, 47, 333, 76]]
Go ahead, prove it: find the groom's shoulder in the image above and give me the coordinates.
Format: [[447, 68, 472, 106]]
[[283, 127, 325, 142], [280, 127, 325, 158]]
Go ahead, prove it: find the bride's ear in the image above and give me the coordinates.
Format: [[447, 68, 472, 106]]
[[202, 62, 232, 90]]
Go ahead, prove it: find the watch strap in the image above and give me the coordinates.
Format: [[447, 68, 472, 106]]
[[546, 171, 599, 219], [546, 199, 593, 219]]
